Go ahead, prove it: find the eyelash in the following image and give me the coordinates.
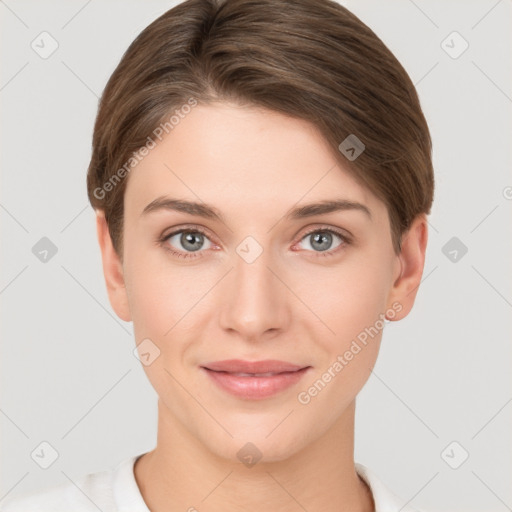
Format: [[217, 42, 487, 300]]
[[158, 225, 352, 260]]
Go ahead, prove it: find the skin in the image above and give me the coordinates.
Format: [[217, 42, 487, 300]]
[[96, 102, 428, 512]]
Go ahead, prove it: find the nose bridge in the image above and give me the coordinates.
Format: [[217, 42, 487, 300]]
[[219, 239, 288, 339]]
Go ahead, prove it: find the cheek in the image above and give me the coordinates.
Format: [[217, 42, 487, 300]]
[[292, 257, 391, 396], [123, 239, 210, 334], [295, 256, 390, 340], [293, 262, 388, 409], [125, 260, 207, 399]]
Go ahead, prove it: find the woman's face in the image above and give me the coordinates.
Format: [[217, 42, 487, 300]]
[[109, 102, 415, 463]]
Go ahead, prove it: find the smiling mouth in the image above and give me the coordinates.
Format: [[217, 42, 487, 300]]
[[201, 359, 309, 374], [200, 365, 311, 400], [205, 370, 303, 377]]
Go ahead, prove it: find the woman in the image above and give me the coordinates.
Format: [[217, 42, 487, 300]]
[[2, 0, 434, 510]]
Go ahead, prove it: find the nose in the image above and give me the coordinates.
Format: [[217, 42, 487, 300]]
[[218, 245, 290, 341]]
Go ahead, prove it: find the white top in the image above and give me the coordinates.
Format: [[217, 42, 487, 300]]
[[0, 453, 426, 512]]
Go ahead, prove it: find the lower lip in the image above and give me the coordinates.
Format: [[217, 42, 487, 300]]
[[202, 367, 310, 400]]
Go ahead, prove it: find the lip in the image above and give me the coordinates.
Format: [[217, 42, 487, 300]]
[[200, 359, 311, 400], [202, 359, 306, 374]]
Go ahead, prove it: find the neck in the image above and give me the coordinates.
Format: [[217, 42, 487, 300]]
[[134, 399, 374, 512]]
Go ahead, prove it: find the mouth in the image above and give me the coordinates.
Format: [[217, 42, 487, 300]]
[[201, 359, 309, 374], [206, 370, 298, 377], [200, 360, 311, 400]]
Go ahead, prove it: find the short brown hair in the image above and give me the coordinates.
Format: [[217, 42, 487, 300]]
[[87, 0, 434, 258]]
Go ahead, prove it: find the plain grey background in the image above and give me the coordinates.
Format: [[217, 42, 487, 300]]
[[1, 1, 511, 511]]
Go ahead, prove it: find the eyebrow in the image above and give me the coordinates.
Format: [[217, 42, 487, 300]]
[[141, 196, 372, 222]]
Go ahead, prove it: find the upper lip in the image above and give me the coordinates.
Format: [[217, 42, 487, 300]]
[[202, 359, 308, 374]]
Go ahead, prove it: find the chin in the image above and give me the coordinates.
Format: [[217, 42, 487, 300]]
[[199, 425, 309, 467]]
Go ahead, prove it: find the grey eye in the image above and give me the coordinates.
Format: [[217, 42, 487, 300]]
[[167, 231, 212, 252], [300, 231, 343, 252]]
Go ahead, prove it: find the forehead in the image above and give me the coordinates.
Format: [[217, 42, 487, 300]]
[[124, 102, 381, 220]]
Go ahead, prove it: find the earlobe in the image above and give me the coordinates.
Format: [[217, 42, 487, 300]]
[[386, 214, 428, 321], [95, 211, 132, 322]]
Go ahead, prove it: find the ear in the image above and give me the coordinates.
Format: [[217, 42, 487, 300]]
[[95, 210, 131, 322], [385, 214, 428, 321]]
